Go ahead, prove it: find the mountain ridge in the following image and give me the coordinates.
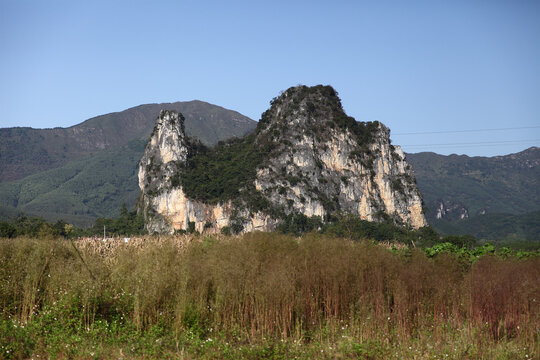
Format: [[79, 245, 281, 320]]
[[0, 100, 256, 182], [406, 146, 539, 239], [1, 95, 537, 239], [0, 102, 257, 225], [406, 146, 539, 219]]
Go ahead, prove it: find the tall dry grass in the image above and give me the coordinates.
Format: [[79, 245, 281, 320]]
[[0, 233, 538, 350]]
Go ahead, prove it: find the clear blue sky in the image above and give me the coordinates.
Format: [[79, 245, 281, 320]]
[[1, 0, 539, 156]]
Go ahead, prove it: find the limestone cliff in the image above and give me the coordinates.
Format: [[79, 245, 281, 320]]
[[138, 85, 427, 233]]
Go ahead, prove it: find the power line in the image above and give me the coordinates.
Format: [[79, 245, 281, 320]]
[[403, 139, 540, 148], [393, 126, 540, 136]]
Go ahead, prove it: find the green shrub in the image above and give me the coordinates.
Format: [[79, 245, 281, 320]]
[[180, 135, 268, 207], [220, 226, 231, 236]]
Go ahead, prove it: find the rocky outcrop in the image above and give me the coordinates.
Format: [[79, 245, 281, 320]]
[[138, 85, 427, 234], [435, 200, 469, 220]]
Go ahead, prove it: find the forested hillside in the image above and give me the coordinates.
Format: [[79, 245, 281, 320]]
[[407, 147, 539, 240], [0, 138, 146, 226], [0, 100, 256, 182], [0, 102, 256, 226]]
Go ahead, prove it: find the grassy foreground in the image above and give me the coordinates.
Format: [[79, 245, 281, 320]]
[[0, 233, 538, 359]]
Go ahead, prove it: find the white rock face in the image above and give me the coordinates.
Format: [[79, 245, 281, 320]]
[[138, 87, 427, 234], [253, 124, 426, 230], [434, 200, 469, 221]]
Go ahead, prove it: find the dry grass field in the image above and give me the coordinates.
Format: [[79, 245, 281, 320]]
[[1, 233, 539, 359]]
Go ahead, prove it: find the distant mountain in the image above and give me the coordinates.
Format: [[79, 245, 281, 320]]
[[432, 211, 540, 241], [2, 99, 538, 239], [407, 147, 540, 240], [0, 138, 147, 227], [0, 101, 256, 226], [0, 101, 256, 182]]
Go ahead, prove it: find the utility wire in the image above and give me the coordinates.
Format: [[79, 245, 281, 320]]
[[393, 126, 540, 136], [403, 139, 540, 147]]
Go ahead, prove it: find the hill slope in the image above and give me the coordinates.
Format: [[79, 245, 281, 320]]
[[0, 102, 256, 226], [0, 101, 256, 182], [407, 147, 540, 240], [432, 211, 540, 241], [0, 138, 147, 227]]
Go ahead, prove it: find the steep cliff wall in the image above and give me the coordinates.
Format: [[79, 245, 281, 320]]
[[138, 86, 427, 233]]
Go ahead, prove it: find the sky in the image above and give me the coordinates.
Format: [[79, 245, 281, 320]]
[[0, 0, 539, 156]]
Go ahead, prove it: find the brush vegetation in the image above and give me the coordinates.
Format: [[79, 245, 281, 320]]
[[0, 205, 146, 239], [1, 233, 538, 359], [179, 134, 268, 205]]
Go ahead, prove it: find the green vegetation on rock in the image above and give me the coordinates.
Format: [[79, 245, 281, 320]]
[[178, 85, 382, 219], [258, 85, 381, 167], [179, 135, 267, 204]]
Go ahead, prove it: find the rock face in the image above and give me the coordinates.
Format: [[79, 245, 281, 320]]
[[435, 200, 469, 220], [138, 85, 427, 233]]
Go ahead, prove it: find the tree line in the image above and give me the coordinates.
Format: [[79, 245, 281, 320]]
[[0, 204, 146, 238]]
